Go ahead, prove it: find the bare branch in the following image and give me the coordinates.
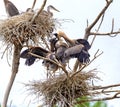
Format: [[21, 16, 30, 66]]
[[92, 83, 120, 90], [30, 0, 47, 23], [111, 18, 114, 33], [75, 92, 120, 104], [71, 49, 103, 78], [29, 52, 69, 77], [31, 0, 37, 10], [90, 31, 120, 36], [84, 0, 113, 40], [91, 14, 105, 46], [2, 46, 22, 107]]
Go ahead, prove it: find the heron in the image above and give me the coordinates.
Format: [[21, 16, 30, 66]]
[[55, 31, 91, 49], [64, 44, 90, 63], [42, 5, 60, 17], [54, 31, 91, 63], [4, 0, 19, 17], [20, 46, 58, 72], [49, 37, 69, 65]]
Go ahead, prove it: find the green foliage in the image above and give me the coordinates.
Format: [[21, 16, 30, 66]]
[[93, 101, 107, 107], [74, 97, 107, 107]]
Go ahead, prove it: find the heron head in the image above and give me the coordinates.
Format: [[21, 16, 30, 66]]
[[47, 5, 60, 13], [76, 39, 91, 50]]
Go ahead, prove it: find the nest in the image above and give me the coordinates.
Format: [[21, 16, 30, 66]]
[[25, 69, 99, 107], [0, 11, 58, 47]]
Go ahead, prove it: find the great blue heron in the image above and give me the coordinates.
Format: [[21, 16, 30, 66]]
[[54, 31, 91, 63], [42, 5, 60, 17], [55, 31, 91, 49], [64, 44, 90, 63], [4, 0, 19, 17], [49, 37, 69, 65], [20, 46, 58, 72]]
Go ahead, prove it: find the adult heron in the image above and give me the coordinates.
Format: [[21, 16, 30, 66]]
[[4, 0, 19, 17], [42, 5, 60, 17]]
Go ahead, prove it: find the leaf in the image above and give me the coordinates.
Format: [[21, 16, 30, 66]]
[[93, 101, 107, 107]]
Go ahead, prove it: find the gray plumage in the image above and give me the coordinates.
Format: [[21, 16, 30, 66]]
[[4, 0, 19, 17], [64, 44, 84, 57]]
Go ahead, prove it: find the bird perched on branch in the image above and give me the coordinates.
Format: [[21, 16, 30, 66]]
[[4, 0, 19, 17], [54, 31, 91, 64], [49, 36, 69, 65], [20, 46, 58, 72]]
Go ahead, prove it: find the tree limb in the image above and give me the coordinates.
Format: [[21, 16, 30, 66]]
[[2, 45, 22, 107], [30, 0, 47, 23]]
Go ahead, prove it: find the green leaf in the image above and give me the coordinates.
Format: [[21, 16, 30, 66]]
[[93, 101, 107, 107]]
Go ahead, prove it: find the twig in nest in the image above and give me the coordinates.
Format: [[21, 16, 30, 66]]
[[30, 0, 47, 23]]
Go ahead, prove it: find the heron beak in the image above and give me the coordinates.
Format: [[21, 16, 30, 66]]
[[50, 5, 60, 12]]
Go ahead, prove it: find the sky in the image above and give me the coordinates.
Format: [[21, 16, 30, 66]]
[[0, 0, 120, 107]]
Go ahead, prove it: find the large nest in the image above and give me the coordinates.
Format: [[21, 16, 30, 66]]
[[0, 11, 58, 47], [25, 69, 99, 107]]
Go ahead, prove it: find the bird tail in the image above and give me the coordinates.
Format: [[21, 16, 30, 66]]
[[77, 50, 90, 64]]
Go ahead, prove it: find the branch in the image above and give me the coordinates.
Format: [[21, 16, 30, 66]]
[[92, 83, 120, 90], [75, 92, 120, 104], [30, 0, 47, 23], [90, 31, 120, 37], [31, 0, 37, 10], [71, 49, 103, 78], [90, 14, 105, 46], [84, 0, 113, 40], [29, 52, 69, 77], [2, 45, 22, 107], [73, 0, 113, 73]]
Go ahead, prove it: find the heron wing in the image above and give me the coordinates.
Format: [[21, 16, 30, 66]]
[[20, 47, 49, 66], [6, 1, 19, 16], [64, 44, 84, 57], [75, 39, 91, 50]]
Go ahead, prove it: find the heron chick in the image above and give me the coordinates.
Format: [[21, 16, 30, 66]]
[[20, 47, 58, 72]]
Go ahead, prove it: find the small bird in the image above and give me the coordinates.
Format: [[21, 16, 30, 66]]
[[4, 0, 19, 17]]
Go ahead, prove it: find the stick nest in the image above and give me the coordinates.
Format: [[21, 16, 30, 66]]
[[0, 11, 58, 46], [25, 69, 99, 107]]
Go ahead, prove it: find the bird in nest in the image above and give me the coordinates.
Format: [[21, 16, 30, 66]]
[[4, 0, 19, 17]]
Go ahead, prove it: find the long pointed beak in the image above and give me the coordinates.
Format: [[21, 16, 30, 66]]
[[48, 5, 60, 12]]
